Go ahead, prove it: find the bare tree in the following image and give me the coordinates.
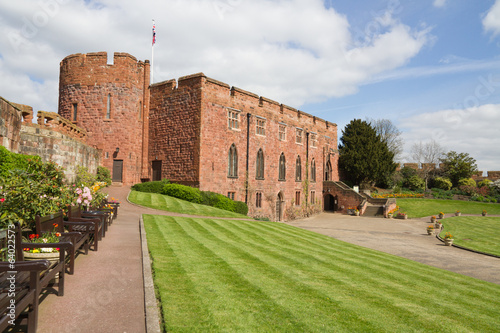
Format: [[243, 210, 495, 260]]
[[367, 118, 404, 161], [409, 139, 446, 189]]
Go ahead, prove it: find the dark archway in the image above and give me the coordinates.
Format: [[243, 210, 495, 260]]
[[324, 194, 336, 212], [276, 192, 284, 221]]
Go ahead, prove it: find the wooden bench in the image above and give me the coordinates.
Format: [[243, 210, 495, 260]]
[[35, 211, 92, 275], [0, 260, 50, 333], [12, 222, 72, 297], [66, 205, 105, 251]]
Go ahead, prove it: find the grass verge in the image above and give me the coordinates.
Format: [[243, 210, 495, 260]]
[[128, 190, 248, 218], [144, 214, 500, 332], [396, 198, 500, 218], [439, 216, 500, 256]]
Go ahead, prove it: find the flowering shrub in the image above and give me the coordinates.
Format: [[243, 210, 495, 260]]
[[372, 192, 424, 199], [444, 232, 453, 240]]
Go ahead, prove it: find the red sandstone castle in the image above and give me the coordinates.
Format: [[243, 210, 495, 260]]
[[57, 52, 341, 220]]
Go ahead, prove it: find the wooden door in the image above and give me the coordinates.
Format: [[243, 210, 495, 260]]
[[112, 160, 123, 182]]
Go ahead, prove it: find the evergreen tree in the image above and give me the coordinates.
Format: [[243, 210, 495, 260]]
[[338, 119, 396, 188]]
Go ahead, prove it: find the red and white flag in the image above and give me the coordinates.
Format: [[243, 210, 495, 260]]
[[152, 20, 156, 46]]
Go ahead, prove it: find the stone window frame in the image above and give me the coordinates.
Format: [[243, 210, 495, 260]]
[[227, 192, 235, 200], [256, 116, 266, 136], [311, 158, 316, 182], [295, 191, 301, 206], [295, 128, 303, 144], [325, 159, 332, 181], [228, 108, 240, 130], [105, 93, 112, 120], [295, 155, 302, 182], [310, 190, 315, 204], [278, 123, 286, 141], [72, 103, 78, 122], [255, 192, 262, 208], [278, 153, 286, 181], [256, 148, 265, 180], [310, 132, 317, 148], [138, 100, 142, 121], [228, 143, 238, 178]]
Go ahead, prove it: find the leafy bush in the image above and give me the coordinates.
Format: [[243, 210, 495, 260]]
[[459, 185, 478, 196], [0, 160, 76, 230], [75, 166, 97, 187], [131, 179, 170, 193], [477, 179, 492, 188], [0, 146, 37, 178], [97, 166, 112, 186], [162, 184, 202, 204], [200, 191, 223, 207], [234, 201, 249, 215], [404, 175, 425, 191], [458, 178, 476, 187], [431, 188, 454, 200], [212, 195, 235, 212], [433, 177, 452, 191]]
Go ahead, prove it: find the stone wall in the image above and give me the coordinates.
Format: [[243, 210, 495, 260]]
[[401, 162, 499, 182], [149, 73, 339, 220], [0, 96, 100, 182], [58, 52, 150, 185]]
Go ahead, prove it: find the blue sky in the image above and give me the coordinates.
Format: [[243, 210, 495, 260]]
[[1, 0, 499, 172]]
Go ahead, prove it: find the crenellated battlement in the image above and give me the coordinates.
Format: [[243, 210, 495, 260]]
[[152, 72, 336, 132]]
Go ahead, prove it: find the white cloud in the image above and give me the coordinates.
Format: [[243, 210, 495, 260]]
[[400, 104, 500, 171], [483, 0, 500, 36], [433, 0, 447, 8], [0, 0, 430, 112]]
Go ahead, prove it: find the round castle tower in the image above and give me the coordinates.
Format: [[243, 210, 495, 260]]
[[58, 52, 150, 185]]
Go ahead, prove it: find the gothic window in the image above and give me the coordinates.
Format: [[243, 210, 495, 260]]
[[255, 192, 262, 208], [295, 155, 302, 181], [311, 158, 316, 182], [256, 148, 264, 180], [310, 133, 317, 147], [279, 153, 286, 181], [310, 191, 315, 204], [325, 160, 332, 181], [228, 144, 238, 178], [295, 191, 301, 206]]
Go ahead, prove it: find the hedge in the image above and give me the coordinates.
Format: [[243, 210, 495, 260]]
[[162, 184, 202, 204], [131, 179, 170, 193]]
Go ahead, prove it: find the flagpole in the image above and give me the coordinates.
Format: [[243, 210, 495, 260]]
[[151, 19, 155, 84]]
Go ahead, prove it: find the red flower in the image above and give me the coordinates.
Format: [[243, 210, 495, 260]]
[[0, 198, 5, 203], [56, 248, 60, 251], [29, 234, 36, 239]]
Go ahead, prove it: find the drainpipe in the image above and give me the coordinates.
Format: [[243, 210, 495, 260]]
[[245, 113, 251, 204], [306, 132, 309, 211]]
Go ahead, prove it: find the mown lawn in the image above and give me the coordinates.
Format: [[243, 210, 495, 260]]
[[144, 214, 500, 332], [397, 198, 500, 218], [128, 190, 248, 218], [439, 216, 500, 256]]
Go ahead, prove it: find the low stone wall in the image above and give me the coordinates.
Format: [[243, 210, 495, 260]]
[[20, 124, 100, 182]]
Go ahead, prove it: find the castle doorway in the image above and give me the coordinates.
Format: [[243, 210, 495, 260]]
[[112, 160, 123, 182], [276, 192, 284, 221], [152, 160, 162, 181], [324, 194, 337, 212]]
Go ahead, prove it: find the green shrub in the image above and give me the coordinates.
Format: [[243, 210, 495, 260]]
[[0, 146, 39, 179], [131, 179, 170, 193], [433, 177, 452, 191], [162, 184, 202, 204], [212, 195, 235, 212], [458, 178, 476, 187], [97, 166, 112, 186], [234, 201, 249, 215], [200, 191, 222, 207], [75, 166, 96, 187], [405, 175, 425, 191]]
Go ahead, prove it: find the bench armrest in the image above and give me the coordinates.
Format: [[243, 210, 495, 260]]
[[0, 260, 50, 272]]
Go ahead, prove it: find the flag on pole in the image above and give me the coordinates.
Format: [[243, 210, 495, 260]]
[[152, 20, 156, 46]]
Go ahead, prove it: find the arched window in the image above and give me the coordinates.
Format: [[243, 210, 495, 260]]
[[311, 158, 316, 182], [256, 149, 264, 180], [279, 153, 286, 181], [325, 160, 332, 181], [228, 144, 238, 178], [295, 155, 302, 181]]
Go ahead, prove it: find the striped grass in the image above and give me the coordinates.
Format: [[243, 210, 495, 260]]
[[397, 198, 500, 218], [144, 215, 500, 332], [128, 190, 248, 218], [440, 216, 500, 256]]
